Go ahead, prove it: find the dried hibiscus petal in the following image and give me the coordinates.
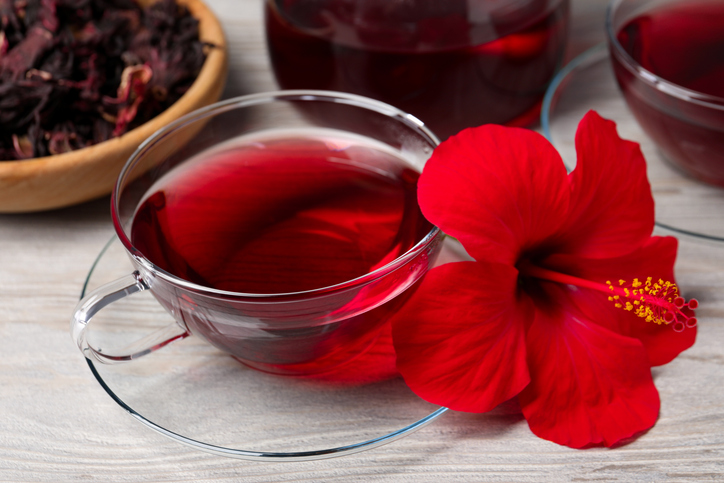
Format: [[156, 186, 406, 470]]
[[0, 0, 210, 161]]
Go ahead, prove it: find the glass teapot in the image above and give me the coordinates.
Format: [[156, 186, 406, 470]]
[[265, 0, 570, 139]]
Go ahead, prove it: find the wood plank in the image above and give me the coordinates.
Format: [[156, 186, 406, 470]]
[[3, 0, 724, 481]]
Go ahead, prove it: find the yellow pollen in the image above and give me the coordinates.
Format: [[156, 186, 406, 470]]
[[606, 277, 697, 331]]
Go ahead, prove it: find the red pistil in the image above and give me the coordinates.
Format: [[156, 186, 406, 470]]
[[518, 262, 697, 332]]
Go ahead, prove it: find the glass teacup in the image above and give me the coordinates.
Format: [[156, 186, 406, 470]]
[[608, 0, 724, 186], [71, 91, 442, 376]]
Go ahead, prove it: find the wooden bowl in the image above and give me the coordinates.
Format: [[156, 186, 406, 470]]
[[0, 0, 228, 213]]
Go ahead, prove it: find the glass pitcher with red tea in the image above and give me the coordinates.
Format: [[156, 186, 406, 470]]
[[608, 0, 724, 186], [265, 0, 570, 140]]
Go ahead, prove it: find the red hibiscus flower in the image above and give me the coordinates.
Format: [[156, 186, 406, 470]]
[[391, 111, 697, 448]]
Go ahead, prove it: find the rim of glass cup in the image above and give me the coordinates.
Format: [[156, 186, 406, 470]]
[[606, 0, 724, 111], [112, 90, 442, 299]]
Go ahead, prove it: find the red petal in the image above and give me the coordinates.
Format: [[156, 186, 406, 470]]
[[557, 111, 655, 258], [543, 236, 696, 366], [391, 261, 531, 412], [519, 284, 660, 448], [418, 125, 570, 266]]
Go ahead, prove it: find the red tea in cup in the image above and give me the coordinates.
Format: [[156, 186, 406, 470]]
[[131, 131, 430, 294], [72, 92, 442, 377], [265, 0, 569, 140], [610, 0, 724, 185], [128, 130, 434, 374]]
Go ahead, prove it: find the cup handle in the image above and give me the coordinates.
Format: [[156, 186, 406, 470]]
[[71, 271, 189, 364]]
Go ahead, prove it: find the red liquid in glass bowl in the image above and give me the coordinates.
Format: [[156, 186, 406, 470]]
[[131, 134, 431, 294], [265, 0, 569, 140], [610, 0, 724, 186], [130, 131, 437, 374]]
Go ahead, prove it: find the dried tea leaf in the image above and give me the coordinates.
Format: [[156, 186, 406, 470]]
[[0, 0, 210, 161]]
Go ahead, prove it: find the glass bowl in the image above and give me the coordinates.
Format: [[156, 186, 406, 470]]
[[606, 0, 724, 186]]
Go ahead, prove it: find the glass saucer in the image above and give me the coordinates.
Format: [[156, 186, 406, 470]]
[[80, 236, 453, 461], [542, 43, 724, 241]]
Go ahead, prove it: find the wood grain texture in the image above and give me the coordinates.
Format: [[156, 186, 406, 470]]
[[0, 0, 228, 213], [3, 0, 724, 481]]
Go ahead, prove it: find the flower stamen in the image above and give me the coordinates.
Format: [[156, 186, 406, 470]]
[[605, 278, 697, 332], [517, 262, 697, 332]]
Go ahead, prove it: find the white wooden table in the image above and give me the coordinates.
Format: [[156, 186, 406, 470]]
[[4, 0, 724, 481]]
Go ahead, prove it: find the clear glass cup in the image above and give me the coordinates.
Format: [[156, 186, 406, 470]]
[[265, 0, 570, 140], [607, 0, 724, 186], [71, 90, 443, 376]]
